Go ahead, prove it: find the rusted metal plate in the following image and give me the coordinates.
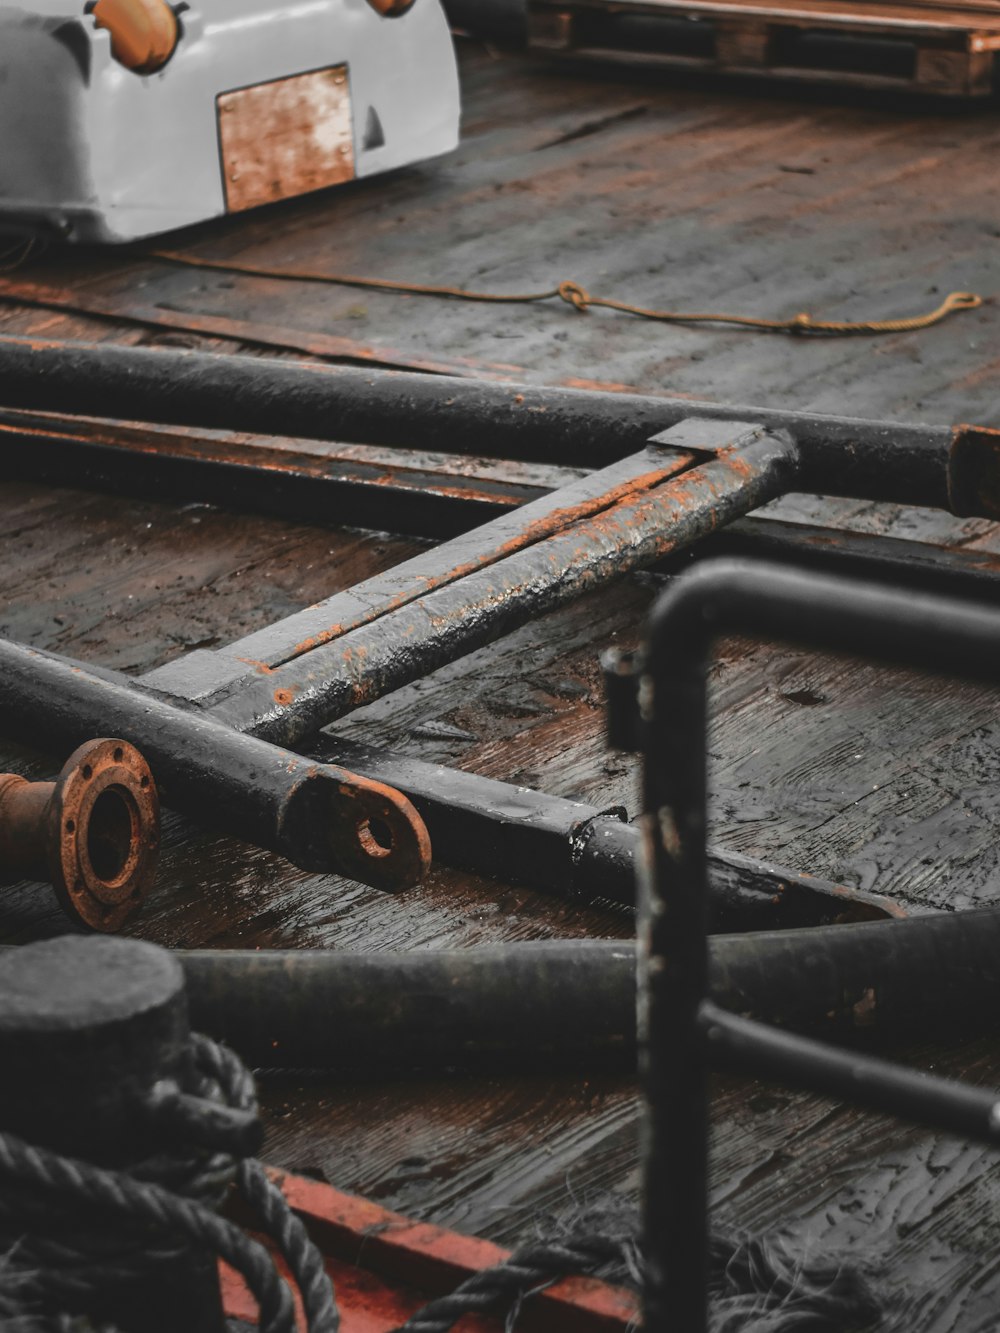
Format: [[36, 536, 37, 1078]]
[[218, 66, 355, 214]]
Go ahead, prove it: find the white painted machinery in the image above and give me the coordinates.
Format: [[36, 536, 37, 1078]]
[[0, 0, 461, 243]]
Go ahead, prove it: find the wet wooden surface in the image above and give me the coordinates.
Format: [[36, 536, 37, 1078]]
[[2, 37, 1000, 1327]]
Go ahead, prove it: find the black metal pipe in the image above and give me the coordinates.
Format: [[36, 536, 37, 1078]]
[[701, 1002, 1000, 1148], [0, 641, 430, 892], [312, 735, 903, 927], [164, 904, 1000, 1070], [639, 559, 1000, 1333], [0, 333, 994, 514]]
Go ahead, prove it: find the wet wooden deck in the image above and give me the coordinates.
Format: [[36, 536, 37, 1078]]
[[3, 35, 1000, 1328]]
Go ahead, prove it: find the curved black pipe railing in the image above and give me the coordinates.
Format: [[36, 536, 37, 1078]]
[[637, 558, 1000, 1333]]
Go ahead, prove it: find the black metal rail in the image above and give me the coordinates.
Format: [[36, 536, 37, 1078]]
[[621, 559, 1000, 1333]]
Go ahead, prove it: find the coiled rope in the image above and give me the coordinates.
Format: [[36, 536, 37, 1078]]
[[149, 249, 982, 338], [0, 1032, 337, 1333], [0, 1035, 885, 1333]]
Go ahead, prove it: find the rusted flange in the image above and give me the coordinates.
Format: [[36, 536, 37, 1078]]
[[0, 738, 160, 931]]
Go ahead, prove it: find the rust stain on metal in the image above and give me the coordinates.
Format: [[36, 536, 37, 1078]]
[[327, 775, 432, 893], [853, 986, 878, 1027], [236, 657, 277, 676], [283, 458, 696, 660], [273, 688, 295, 707], [218, 66, 355, 214]]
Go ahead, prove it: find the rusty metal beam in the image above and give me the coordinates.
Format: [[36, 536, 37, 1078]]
[[140, 429, 701, 703], [172, 423, 798, 745], [661, 512, 1000, 598], [0, 407, 538, 540]]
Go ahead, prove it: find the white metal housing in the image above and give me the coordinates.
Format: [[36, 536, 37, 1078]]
[[0, 0, 461, 242]]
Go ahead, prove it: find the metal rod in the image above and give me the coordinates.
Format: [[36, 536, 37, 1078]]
[[9, 408, 1000, 598], [310, 734, 903, 926], [0, 332, 995, 514], [160, 903, 1000, 1069], [0, 641, 430, 892], [701, 1001, 1000, 1148], [639, 559, 1000, 1333], [205, 425, 799, 743], [0, 408, 537, 541], [0, 646, 898, 926]]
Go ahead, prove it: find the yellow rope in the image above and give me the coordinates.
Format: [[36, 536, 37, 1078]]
[[148, 249, 982, 338]]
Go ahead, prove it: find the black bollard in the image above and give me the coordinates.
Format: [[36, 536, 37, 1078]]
[[0, 935, 230, 1333]]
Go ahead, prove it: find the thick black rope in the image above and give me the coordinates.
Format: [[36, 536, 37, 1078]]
[[0, 1028, 879, 1333], [397, 1235, 630, 1333], [0, 1033, 338, 1333], [190, 1035, 339, 1333]]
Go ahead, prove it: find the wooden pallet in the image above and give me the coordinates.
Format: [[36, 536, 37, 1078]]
[[527, 0, 1000, 94]]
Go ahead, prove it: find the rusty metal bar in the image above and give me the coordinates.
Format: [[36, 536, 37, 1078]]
[[140, 432, 699, 702], [9, 407, 1000, 601], [0, 641, 430, 893], [0, 332, 996, 514], [661, 513, 1000, 599], [311, 734, 902, 925], [0, 407, 538, 541], [628, 558, 1000, 1333], [195, 423, 799, 744]]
